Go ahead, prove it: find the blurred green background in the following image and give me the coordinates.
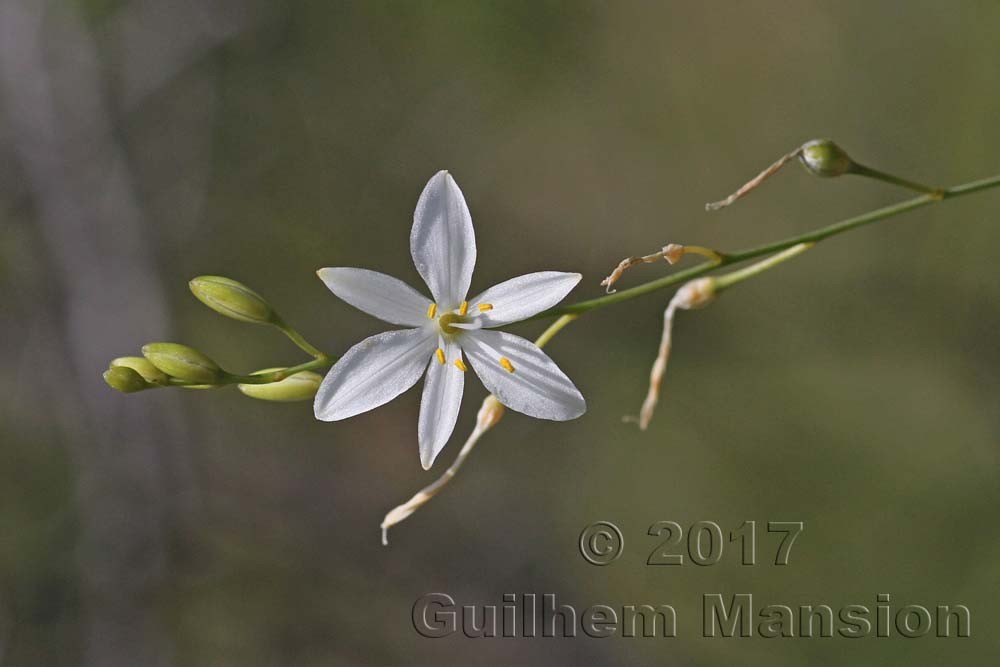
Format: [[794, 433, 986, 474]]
[[1, 1, 997, 664]]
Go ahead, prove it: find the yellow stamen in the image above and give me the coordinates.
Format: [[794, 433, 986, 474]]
[[435, 348, 445, 365], [426, 303, 437, 319], [477, 303, 494, 312], [453, 358, 467, 372], [458, 301, 469, 316], [499, 357, 515, 373]]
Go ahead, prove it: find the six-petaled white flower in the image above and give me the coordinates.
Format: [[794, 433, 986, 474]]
[[314, 171, 586, 469]]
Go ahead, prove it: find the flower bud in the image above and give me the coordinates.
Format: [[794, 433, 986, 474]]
[[189, 276, 277, 325], [237, 368, 323, 402], [142, 343, 224, 384], [799, 139, 854, 178], [110, 356, 169, 385], [103, 366, 150, 393]]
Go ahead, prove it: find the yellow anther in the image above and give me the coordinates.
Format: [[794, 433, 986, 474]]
[[477, 303, 494, 312], [427, 303, 437, 319], [458, 301, 469, 316], [435, 348, 445, 365], [453, 358, 468, 372], [499, 357, 515, 373]]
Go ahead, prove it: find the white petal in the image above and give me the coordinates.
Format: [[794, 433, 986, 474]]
[[418, 337, 465, 469], [462, 329, 586, 421], [471, 271, 582, 327], [314, 328, 435, 421], [410, 171, 476, 308], [317, 267, 430, 327]]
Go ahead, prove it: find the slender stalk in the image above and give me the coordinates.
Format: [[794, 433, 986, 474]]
[[223, 355, 334, 385], [165, 355, 334, 389], [380, 397, 501, 545], [705, 147, 803, 211], [534, 314, 577, 348], [274, 317, 328, 359], [628, 243, 811, 430], [850, 163, 944, 198], [712, 242, 814, 292], [169, 172, 1000, 395], [178, 317, 336, 389], [536, 173, 1000, 319]]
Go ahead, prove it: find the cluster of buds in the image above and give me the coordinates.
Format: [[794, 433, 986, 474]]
[[102, 276, 323, 402], [103, 343, 222, 393]]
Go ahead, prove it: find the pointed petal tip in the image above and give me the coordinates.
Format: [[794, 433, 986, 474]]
[[541, 389, 586, 421], [418, 441, 437, 469]]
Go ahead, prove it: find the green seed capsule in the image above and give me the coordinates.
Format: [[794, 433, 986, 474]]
[[189, 276, 277, 325], [103, 366, 150, 393], [799, 139, 854, 178], [110, 356, 169, 385], [238, 368, 323, 402], [142, 343, 224, 384]]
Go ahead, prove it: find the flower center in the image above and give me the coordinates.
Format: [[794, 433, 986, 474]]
[[437, 312, 467, 335], [428, 301, 493, 336]]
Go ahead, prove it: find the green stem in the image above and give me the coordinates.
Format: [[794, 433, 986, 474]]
[[162, 172, 1000, 392], [274, 317, 327, 359], [712, 242, 814, 292], [534, 314, 577, 348], [223, 355, 334, 385], [166, 356, 336, 388], [850, 163, 944, 198], [536, 172, 1000, 319]]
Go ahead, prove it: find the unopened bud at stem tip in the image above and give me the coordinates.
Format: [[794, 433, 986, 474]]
[[142, 342, 224, 384], [189, 276, 277, 325], [104, 366, 150, 393], [799, 139, 854, 178], [110, 356, 169, 385]]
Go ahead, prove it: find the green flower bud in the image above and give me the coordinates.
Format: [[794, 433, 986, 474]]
[[110, 356, 169, 385], [142, 343, 224, 384], [799, 139, 854, 177], [103, 366, 150, 393], [238, 368, 323, 402], [189, 276, 277, 325]]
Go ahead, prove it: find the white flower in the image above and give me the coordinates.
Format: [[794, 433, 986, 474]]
[[314, 171, 586, 469]]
